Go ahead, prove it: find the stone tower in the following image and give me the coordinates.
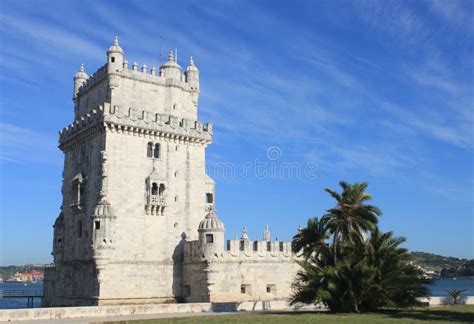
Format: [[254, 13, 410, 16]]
[[43, 37, 214, 306]]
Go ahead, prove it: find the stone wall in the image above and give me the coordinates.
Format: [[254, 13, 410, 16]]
[[75, 59, 199, 121], [183, 238, 300, 303], [111, 69, 198, 120], [3, 297, 473, 322]]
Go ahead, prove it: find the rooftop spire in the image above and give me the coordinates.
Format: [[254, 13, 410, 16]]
[[75, 63, 88, 79], [107, 35, 124, 55], [168, 51, 175, 62], [186, 56, 198, 73], [264, 225, 270, 241], [241, 226, 249, 240]]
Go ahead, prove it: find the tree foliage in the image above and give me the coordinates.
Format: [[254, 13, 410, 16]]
[[291, 181, 429, 312], [446, 289, 466, 305]]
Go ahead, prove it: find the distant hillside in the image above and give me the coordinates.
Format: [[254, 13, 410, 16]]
[[410, 252, 473, 278]]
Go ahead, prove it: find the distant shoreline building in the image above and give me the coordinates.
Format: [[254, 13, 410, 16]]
[[43, 38, 299, 306], [7, 270, 44, 283]]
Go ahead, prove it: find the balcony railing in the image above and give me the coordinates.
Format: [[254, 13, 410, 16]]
[[150, 195, 166, 206]]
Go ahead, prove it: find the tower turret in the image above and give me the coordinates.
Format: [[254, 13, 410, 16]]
[[185, 56, 199, 92], [52, 212, 65, 262], [107, 36, 124, 74], [91, 193, 116, 264], [73, 64, 88, 99], [161, 51, 182, 79], [198, 208, 225, 258]]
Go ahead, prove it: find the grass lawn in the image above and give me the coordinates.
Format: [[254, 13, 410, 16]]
[[104, 305, 474, 323]]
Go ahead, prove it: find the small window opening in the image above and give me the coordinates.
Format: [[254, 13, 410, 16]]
[[241, 284, 251, 294], [151, 183, 158, 196], [111, 57, 115, 63], [173, 104, 177, 110], [95, 221, 101, 230], [206, 234, 214, 243], [253, 241, 258, 251], [266, 284, 276, 294], [206, 193, 214, 204], [175, 195, 178, 202], [267, 242, 271, 251], [147, 142, 153, 158], [240, 240, 245, 251], [154, 143, 160, 159], [161, 206, 165, 216], [279, 242, 284, 252], [159, 184, 165, 196]]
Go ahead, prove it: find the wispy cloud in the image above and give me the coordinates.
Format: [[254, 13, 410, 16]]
[[0, 14, 103, 59], [0, 123, 61, 165], [428, 0, 474, 33], [0, 0, 471, 199]]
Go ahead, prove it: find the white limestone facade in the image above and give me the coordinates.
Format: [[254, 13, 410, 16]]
[[43, 38, 300, 307]]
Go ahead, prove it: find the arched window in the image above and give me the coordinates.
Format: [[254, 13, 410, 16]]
[[159, 184, 165, 196], [151, 183, 158, 196], [147, 142, 153, 158], [154, 143, 160, 159]]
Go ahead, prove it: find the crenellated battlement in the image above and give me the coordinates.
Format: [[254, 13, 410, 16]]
[[59, 105, 105, 149], [119, 63, 196, 92], [59, 103, 212, 148], [76, 64, 107, 96], [76, 62, 197, 98], [73, 38, 200, 122], [104, 105, 212, 143], [226, 239, 292, 258], [183, 239, 294, 262]]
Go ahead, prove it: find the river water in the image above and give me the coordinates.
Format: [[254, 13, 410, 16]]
[[0, 278, 473, 309]]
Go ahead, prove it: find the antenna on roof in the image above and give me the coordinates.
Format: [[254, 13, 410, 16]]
[[175, 48, 178, 64], [159, 36, 163, 66]]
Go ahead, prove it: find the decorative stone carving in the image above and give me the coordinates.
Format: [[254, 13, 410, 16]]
[[70, 173, 85, 213]]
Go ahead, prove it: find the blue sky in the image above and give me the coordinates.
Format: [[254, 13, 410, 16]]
[[0, 0, 472, 265]]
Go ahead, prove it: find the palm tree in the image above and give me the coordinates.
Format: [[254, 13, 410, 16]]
[[290, 181, 428, 312], [292, 217, 331, 261], [323, 181, 381, 264], [446, 289, 466, 305], [291, 227, 429, 312], [358, 228, 429, 311]]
